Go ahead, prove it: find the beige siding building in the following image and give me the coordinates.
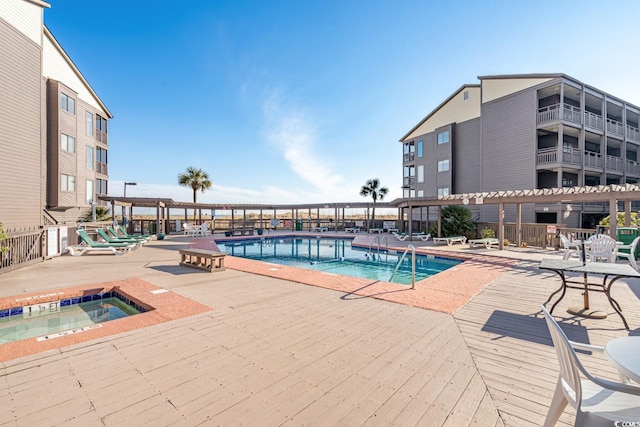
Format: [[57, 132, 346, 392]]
[[0, 0, 112, 230], [400, 74, 640, 228]]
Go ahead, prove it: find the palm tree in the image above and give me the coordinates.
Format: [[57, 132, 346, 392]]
[[178, 167, 213, 203], [359, 178, 388, 230]]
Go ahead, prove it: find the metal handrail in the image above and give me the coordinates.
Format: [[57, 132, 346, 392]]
[[389, 244, 416, 288], [368, 235, 388, 261]]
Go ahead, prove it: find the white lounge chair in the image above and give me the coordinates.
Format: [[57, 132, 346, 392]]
[[468, 238, 499, 249], [433, 236, 467, 246], [65, 245, 126, 256], [541, 304, 640, 426]]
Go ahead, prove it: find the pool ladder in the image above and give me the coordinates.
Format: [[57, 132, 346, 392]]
[[389, 244, 416, 289], [367, 235, 388, 261], [262, 228, 275, 246]]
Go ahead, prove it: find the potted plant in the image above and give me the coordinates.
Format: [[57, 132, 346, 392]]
[[157, 233, 165, 240]]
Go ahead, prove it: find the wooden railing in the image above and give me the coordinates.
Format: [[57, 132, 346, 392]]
[[0, 228, 45, 274], [627, 125, 640, 142], [584, 151, 603, 168], [476, 222, 597, 249], [584, 111, 604, 130], [606, 155, 623, 172]]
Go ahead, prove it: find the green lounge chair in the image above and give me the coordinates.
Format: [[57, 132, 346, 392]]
[[96, 228, 142, 246], [108, 226, 150, 243], [117, 225, 152, 240], [76, 229, 137, 251]]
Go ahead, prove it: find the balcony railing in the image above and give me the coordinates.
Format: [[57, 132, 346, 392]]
[[96, 130, 108, 144], [584, 111, 604, 130], [627, 125, 640, 142], [403, 153, 415, 162], [537, 147, 582, 165], [562, 105, 582, 125], [537, 104, 583, 125], [606, 155, 623, 172], [626, 160, 640, 175], [584, 151, 603, 168], [96, 162, 108, 175], [403, 176, 415, 186], [606, 118, 624, 137]]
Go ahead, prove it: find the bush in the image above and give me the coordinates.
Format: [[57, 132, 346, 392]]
[[480, 227, 496, 238], [599, 212, 640, 227], [0, 222, 7, 253], [429, 205, 476, 238], [81, 206, 112, 222]]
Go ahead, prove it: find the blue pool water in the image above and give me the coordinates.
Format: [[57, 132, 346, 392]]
[[217, 237, 462, 285], [0, 296, 142, 344]]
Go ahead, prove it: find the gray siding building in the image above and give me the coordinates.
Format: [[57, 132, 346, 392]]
[[0, 0, 112, 230], [400, 74, 640, 228]]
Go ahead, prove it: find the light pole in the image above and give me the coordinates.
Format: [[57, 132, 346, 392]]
[[123, 182, 137, 227]]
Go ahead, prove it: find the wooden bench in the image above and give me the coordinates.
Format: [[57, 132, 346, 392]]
[[230, 228, 254, 236], [179, 249, 226, 272]]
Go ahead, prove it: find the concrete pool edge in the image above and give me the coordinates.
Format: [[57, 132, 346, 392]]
[[222, 247, 519, 314], [0, 278, 211, 362]]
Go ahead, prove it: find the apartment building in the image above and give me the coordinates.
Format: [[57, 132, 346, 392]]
[[0, 0, 111, 230], [400, 73, 640, 228]]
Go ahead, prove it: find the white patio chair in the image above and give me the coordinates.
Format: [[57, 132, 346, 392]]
[[586, 234, 617, 263], [616, 236, 640, 270], [559, 234, 581, 261], [200, 223, 209, 237], [541, 304, 640, 426]]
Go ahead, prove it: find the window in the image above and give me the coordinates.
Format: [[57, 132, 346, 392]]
[[96, 178, 108, 195], [86, 146, 94, 170], [437, 131, 449, 144], [96, 114, 108, 134], [437, 159, 450, 172], [417, 190, 424, 197], [417, 140, 423, 158], [437, 187, 450, 196], [463, 90, 469, 101], [417, 165, 424, 183], [61, 174, 76, 192], [86, 112, 94, 137], [61, 93, 75, 114], [86, 180, 94, 204], [61, 134, 76, 153]]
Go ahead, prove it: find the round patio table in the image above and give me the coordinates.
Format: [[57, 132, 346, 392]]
[[605, 336, 640, 383]]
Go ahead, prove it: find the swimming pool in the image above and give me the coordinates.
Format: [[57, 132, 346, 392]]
[[0, 293, 143, 344], [217, 237, 462, 285]]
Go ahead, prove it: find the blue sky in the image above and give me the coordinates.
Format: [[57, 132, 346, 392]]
[[44, 0, 640, 205]]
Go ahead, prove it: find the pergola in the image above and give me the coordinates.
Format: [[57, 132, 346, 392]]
[[100, 184, 640, 250], [393, 184, 640, 249], [98, 197, 394, 234]]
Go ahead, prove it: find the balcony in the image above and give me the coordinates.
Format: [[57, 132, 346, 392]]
[[537, 104, 582, 126], [627, 125, 640, 142], [403, 153, 415, 162], [403, 176, 415, 187], [96, 130, 108, 144], [605, 155, 623, 172], [584, 151, 603, 168], [536, 147, 582, 166], [584, 111, 604, 130], [606, 118, 624, 137], [626, 160, 640, 175], [96, 162, 108, 175]]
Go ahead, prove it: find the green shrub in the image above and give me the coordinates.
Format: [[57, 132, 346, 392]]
[[599, 212, 640, 227], [0, 222, 8, 253], [480, 227, 496, 238], [429, 205, 476, 238], [81, 206, 112, 222]]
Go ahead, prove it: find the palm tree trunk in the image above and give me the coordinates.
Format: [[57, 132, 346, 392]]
[[193, 189, 197, 203]]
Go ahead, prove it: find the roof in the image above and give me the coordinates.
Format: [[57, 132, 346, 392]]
[[399, 84, 480, 142], [392, 183, 640, 208], [43, 26, 113, 119]]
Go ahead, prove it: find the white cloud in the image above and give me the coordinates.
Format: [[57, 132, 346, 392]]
[[262, 92, 350, 198]]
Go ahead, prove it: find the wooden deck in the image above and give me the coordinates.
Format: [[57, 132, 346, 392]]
[[0, 232, 638, 426]]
